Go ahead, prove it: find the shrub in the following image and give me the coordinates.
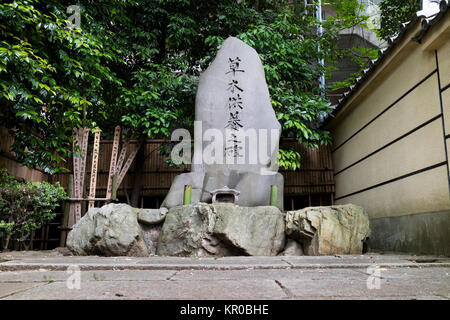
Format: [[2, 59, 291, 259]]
[[0, 169, 67, 250]]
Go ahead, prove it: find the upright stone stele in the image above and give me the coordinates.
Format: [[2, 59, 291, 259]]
[[162, 37, 284, 209]]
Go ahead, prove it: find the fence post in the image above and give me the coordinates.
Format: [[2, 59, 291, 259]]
[[60, 174, 73, 247]]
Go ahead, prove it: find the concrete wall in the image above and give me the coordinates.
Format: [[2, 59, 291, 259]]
[[326, 15, 450, 256]]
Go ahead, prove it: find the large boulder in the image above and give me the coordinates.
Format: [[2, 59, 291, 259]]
[[140, 224, 162, 255], [285, 204, 370, 255], [156, 203, 285, 257], [67, 203, 149, 257], [212, 204, 285, 256], [279, 238, 304, 256], [137, 207, 168, 225], [156, 203, 234, 257]]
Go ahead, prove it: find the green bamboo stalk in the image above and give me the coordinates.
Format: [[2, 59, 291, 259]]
[[270, 185, 278, 206], [183, 185, 192, 205]]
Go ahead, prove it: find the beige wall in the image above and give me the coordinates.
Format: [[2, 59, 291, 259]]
[[0, 156, 47, 182], [331, 45, 437, 149], [435, 26, 450, 90], [333, 74, 441, 174], [328, 16, 450, 224], [0, 127, 48, 182], [443, 89, 450, 136]]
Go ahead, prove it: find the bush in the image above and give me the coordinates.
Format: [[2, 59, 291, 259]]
[[0, 169, 67, 250]]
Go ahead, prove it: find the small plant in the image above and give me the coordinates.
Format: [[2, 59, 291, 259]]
[[43, 275, 55, 283], [0, 169, 67, 250], [93, 273, 105, 281]]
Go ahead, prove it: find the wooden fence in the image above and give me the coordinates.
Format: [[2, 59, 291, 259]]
[[49, 138, 335, 208], [1, 130, 335, 249]]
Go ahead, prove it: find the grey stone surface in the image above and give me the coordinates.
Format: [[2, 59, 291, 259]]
[[369, 210, 450, 256], [2, 253, 449, 271], [66, 203, 149, 257], [161, 36, 284, 210], [1, 266, 448, 300], [156, 203, 285, 257], [0, 270, 176, 282], [161, 170, 284, 210], [193, 36, 281, 173], [137, 207, 168, 225], [286, 204, 370, 255], [172, 268, 364, 281], [0, 282, 45, 299], [2, 279, 287, 300], [156, 203, 235, 257], [140, 224, 162, 255], [212, 204, 285, 256], [280, 238, 304, 256], [277, 270, 450, 299]]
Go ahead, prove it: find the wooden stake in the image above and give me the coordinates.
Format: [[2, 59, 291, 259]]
[[115, 139, 128, 175], [117, 140, 143, 188], [106, 126, 121, 200], [72, 129, 83, 223], [88, 129, 101, 210], [79, 128, 89, 196]]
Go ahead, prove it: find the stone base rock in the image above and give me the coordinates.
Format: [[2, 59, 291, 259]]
[[279, 239, 304, 256], [285, 204, 370, 255], [155, 204, 235, 257], [156, 203, 285, 257], [161, 170, 284, 210], [137, 208, 168, 225], [67, 203, 165, 257], [213, 204, 285, 256], [141, 224, 162, 255]]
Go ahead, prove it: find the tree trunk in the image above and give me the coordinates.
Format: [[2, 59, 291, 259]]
[[4, 234, 11, 251], [130, 142, 145, 207], [3, 215, 13, 251]]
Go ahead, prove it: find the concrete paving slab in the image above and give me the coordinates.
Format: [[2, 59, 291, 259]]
[[282, 255, 450, 269], [0, 256, 292, 271], [286, 295, 447, 300], [172, 268, 365, 281], [0, 251, 448, 300], [134, 256, 290, 269], [0, 282, 46, 299], [0, 270, 177, 282], [3, 279, 288, 300], [277, 274, 450, 299], [354, 266, 450, 280], [2, 254, 449, 272]]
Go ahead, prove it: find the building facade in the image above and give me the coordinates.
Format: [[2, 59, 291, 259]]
[[325, 2, 450, 255]]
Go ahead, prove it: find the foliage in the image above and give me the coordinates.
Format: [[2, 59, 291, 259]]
[[1, 0, 376, 172], [0, 0, 119, 173], [278, 148, 302, 171], [377, 0, 421, 40], [327, 0, 380, 91], [0, 169, 67, 249]]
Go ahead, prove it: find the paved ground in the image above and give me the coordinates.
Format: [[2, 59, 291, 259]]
[[0, 250, 449, 300]]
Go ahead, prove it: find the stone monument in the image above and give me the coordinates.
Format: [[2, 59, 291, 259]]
[[162, 37, 284, 210], [66, 38, 371, 258]]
